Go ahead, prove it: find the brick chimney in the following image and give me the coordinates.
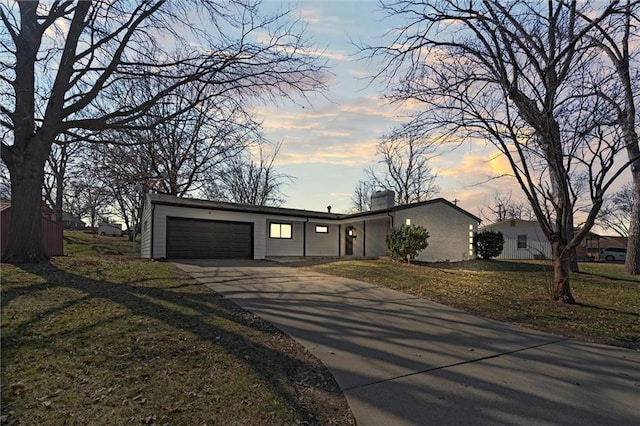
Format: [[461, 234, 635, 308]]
[[371, 190, 395, 211]]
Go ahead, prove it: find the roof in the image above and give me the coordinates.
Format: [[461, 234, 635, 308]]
[[148, 193, 481, 222]]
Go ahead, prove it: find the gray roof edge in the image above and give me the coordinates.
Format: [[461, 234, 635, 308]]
[[148, 193, 342, 220], [148, 194, 480, 223]]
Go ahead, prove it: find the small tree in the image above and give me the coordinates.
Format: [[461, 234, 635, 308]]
[[386, 225, 429, 262], [474, 231, 505, 260]]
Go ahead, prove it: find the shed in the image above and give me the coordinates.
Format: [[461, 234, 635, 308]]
[[1, 203, 64, 256]]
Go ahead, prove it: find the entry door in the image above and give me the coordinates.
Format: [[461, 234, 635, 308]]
[[345, 226, 354, 255]]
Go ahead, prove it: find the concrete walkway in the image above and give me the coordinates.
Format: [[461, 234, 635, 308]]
[[174, 260, 640, 426]]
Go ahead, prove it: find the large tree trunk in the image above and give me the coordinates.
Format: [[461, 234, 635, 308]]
[[552, 242, 576, 304], [626, 173, 640, 274], [1, 138, 50, 263]]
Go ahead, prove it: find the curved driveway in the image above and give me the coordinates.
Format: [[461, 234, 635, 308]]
[[174, 259, 640, 426]]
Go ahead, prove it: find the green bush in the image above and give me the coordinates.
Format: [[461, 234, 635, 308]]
[[474, 230, 505, 259], [386, 225, 430, 262]]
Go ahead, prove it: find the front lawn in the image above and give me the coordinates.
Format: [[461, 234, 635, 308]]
[[1, 231, 354, 425], [308, 258, 640, 349]]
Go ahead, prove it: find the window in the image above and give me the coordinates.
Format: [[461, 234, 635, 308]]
[[517, 234, 527, 249], [270, 223, 292, 239], [405, 218, 411, 225], [315, 225, 329, 234]]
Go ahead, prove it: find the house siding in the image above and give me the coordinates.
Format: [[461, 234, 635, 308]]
[[365, 218, 390, 257], [148, 204, 268, 259], [481, 220, 551, 259], [265, 219, 305, 256], [393, 203, 477, 262], [142, 194, 480, 262], [305, 222, 340, 256], [140, 197, 153, 258]]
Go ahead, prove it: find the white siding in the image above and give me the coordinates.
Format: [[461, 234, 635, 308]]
[[149, 204, 269, 259], [265, 219, 305, 256], [306, 222, 340, 256], [393, 204, 477, 262], [365, 218, 390, 257], [140, 196, 153, 258], [481, 220, 551, 259]]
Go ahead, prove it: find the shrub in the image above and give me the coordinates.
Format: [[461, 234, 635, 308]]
[[386, 225, 430, 262], [474, 230, 505, 259]]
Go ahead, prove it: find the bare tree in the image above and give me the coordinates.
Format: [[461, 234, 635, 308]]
[[206, 142, 292, 206], [42, 136, 82, 222], [367, 132, 439, 205], [597, 183, 633, 237], [0, 0, 327, 262], [0, 160, 10, 200], [479, 191, 535, 223], [369, 1, 634, 302], [351, 180, 375, 212], [577, 0, 640, 274]]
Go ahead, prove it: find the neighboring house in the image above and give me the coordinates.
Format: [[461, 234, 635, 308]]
[[480, 219, 551, 260], [0, 202, 64, 256], [480, 219, 606, 260], [141, 190, 480, 262], [98, 222, 123, 237], [62, 211, 86, 230]]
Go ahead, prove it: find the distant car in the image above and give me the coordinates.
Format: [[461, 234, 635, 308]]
[[98, 223, 123, 237], [600, 247, 626, 262]]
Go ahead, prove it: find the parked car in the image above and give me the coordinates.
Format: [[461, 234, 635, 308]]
[[600, 247, 627, 262], [98, 223, 123, 237]]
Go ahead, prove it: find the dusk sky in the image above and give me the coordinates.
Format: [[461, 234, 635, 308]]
[[256, 0, 520, 217]]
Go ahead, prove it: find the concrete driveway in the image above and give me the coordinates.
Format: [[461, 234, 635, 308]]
[[174, 259, 640, 426]]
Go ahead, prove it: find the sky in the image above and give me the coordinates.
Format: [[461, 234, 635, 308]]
[[255, 0, 520, 217]]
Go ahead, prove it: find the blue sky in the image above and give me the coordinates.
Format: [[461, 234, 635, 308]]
[[256, 0, 519, 216]]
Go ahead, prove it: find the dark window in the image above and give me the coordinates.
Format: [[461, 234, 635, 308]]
[[517, 234, 527, 249], [270, 223, 292, 239], [315, 225, 329, 234]]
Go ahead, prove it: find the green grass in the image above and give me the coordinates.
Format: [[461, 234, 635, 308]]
[[1, 231, 354, 425], [309, 258, 640, 349]]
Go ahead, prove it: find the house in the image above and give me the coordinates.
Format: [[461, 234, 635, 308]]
[[141, 190, 480, 261], [98, 222, 123, 236], [480, 219, 551, 260], [480, 219, 607, 260], [62, 211, 86, 230], [0, 202, 64, 256]]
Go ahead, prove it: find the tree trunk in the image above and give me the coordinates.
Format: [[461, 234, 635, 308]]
[[552, 243, 576, 304], [625, 173, 640, 274], [1, 140, 50, 263]]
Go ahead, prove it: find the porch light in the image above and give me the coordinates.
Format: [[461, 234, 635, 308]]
[[348, 228, 356, 237]]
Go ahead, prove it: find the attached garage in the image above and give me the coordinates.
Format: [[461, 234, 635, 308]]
[[166, 217, 253, 259]]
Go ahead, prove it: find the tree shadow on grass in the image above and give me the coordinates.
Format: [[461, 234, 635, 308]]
[[418, 259, 550, 273], [2, 261, 353, 425]]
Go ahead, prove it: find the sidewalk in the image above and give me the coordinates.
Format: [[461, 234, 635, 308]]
[[175, 260, 640, 425]]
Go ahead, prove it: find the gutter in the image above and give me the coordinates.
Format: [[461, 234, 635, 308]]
[[303, 217, 309, 257]]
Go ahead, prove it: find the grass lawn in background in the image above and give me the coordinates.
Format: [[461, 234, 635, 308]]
[[308, 258, 640, 350], [1, 231, 354, 426]]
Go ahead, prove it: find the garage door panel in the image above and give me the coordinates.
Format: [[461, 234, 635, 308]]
[[166, 218, 253, 259]]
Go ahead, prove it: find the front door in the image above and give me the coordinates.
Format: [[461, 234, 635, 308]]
[[345, 226, 354, 255]]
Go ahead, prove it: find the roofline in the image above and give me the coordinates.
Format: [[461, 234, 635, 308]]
[[148, 193, 342, 220], [148, 193, 481, 223]]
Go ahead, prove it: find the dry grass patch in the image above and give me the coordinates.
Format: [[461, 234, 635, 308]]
[[1, 231, 354, 425], [308, 258, 640, 349]]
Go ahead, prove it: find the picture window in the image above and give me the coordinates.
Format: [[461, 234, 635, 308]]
[[270, 223, 292, 239]]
